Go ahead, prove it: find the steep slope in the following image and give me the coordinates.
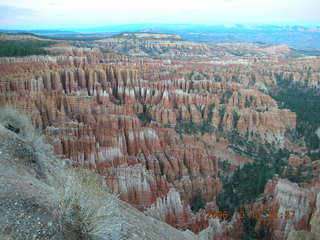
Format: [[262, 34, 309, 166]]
[[288, 193, 320, 240], [0, 108, 197, 240]]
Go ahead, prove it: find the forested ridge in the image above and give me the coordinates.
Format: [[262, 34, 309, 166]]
[[0, 39, 54, 57]]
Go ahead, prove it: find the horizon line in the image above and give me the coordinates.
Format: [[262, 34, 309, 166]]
[[0, 22, 319, 31]]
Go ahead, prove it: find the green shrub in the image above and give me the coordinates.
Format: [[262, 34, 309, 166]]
[[190, 191, 206, 212], [218, 160, 231, 172], [287, 165, 313, 183], [137, 105, 153, 125], [175, 104, 216, 135]]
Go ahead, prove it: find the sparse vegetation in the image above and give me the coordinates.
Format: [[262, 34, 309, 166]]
[[175, 120, 216, 135], [218, 160, 231, 172], [137, 104, 153, 126], [232, 111, 240, 129], [190, 191, 206, 212], [174, 104, 215, 135], [287, 165, 313, 183], [220, 89, 233, 104], [0, 233, 12, 240], [0, 106, 38, 141], [0, 107, 122, 239], [241, 214, 272, 240], [53, 168, 122, 239]]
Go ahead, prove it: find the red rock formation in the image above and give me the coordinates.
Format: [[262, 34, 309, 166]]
[[1, 42, 319, 236], [199, 213, 244, 240], [251, 177, 320, 239], [288, 193, 320, 239]]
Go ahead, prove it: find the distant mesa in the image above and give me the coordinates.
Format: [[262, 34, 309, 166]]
[[112, 32, 182, 40]]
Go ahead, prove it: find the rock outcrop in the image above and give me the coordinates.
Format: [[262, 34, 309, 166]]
[[1, 36, 320, 237], [0, 108, 198, 240], [288, 193, 320, 240], [248, 177, 320, 239]]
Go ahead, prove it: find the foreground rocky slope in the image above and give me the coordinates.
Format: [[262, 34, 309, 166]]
[[0, 108, 197, 240]]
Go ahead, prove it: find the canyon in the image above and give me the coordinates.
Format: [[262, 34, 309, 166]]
[[0, 32, 320, 239]]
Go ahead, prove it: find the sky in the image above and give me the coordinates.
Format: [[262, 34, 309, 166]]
[[0, 0, 319, 29]]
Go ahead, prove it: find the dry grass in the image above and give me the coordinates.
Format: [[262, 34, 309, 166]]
[[0, 233, 12, 240], [0, 106, 123, 239], [0, 106, 37, 141], [0, 106, 51, 170], [52, 168, 122, 239]]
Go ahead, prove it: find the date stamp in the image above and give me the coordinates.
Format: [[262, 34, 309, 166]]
[[202, 209, 295, 221]]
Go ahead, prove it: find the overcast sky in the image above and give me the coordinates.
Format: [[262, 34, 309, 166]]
[[0, 0, 319, 29]]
